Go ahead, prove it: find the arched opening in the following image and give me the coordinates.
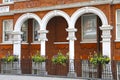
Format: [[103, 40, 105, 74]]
[[75, 13, 102, 76], [13, 13, 42, 74], [46, 16, 69, 76], [21, 19, 40, 74], [71, 7, 111, 78]]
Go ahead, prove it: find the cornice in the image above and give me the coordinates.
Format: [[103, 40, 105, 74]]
[[0, 0, 118, 16]]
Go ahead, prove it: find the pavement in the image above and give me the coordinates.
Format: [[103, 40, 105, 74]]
[[0, 74, 84, 80]]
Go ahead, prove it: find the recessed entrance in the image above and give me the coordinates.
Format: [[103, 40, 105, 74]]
[[20, 19, 40, 74]]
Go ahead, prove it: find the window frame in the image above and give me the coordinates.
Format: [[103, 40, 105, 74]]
[[21, 20, 28, 43], [3, 0, 14, 3], [81, 14, 97, 43], [2, 19, 13, 43], [116, 10, 120, 41], [33, 19, 40, 43]]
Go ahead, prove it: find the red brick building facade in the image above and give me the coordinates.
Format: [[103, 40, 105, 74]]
[[0, 0, 120, 78]]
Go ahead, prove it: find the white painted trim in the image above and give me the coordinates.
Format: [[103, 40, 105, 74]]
[[54, 42, 69, 44], [116, 10, 120, 40], [80, 41, 97, 43], [31, 42, 41, 44], [2, 19, 13, 43], [2, 0, 14, 4], [71, 7, 108, 29], [115, 40, 120, 42], [13, 13, 42, 62], [14, 13, 42, 32], [0, 42, 13, 44], [0, 0, 113, 16], [41, 10, 70, 30]]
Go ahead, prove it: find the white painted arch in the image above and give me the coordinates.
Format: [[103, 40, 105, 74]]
[[14, 13, 42, 32], [41, 10, 70, 30], [13, 13, 42, 58], [71, 7, 108, 28]]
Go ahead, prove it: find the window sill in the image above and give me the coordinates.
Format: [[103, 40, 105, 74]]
[[0, 42, 13, 44], [14, 0, 30, 2], [0, 2, 14, 6], [31, 42, 40, 44], [115, 40, 120, 42], [54, 42, 69, 44], [80, 41, 97, 43], [21, 42, 28, 44]]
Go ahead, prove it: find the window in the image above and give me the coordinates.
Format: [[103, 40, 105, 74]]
[[3, 0, 13, 3], [116, 10, 120, 40], [21, 20, 28, 42], [33, 20, 40, 42], [81, 14, 97, 42], [3, 19, 13, 42]]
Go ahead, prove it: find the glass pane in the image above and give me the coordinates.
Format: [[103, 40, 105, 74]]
[[33, 20, 40, 41], [21, 21, 28, 42], [117, 24, 120, 39], [4, 20, 13, 31], [4, 0, 8, 2], [10, 0, 13, 2], [117, 10, 120, 23], [4, 0, 13, 2], [82, 14, 97, 41], [3, 19, 13, 41]]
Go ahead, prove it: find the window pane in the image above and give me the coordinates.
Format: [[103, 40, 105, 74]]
[[4, 0, 13, 2], [82, 14, 97, 41], [33, 20, 40, 41], [3, 19, 13, 41], [117, 24, 120, 39], [117, 10, 120, 23], [21, 21, 28, 42]]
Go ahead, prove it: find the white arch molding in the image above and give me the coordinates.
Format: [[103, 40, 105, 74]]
[[39, 10, 71, 57], [71, 7, 112, 58], [41, 10, 70, 30], [71, 7, 108, 27], [13, 13, 42, 60], [67, 7, 112, 77]]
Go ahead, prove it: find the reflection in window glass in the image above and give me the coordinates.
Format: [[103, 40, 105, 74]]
[[116, 10, 120, 40], [3, 19, 13, 42], [82, 14, 97, 42], [3, 0, 13, 3], [21, 21, 28, 42], [33, 20, 40, 41]]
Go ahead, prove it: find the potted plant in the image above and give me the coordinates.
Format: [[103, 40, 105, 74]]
[[32, 54, 46, 63], [32, 51, 46, 75], [90, 53, 110, 65], [89, 52, 110, 78], [1, 52, 19, 74], [52, 51, 68, 66], [1, 55, 18, 63]]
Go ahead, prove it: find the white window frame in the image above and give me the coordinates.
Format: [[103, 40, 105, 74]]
[[81, 14, 97, 43], [2, 19, 13, 43], [3, 0, 14, 3], [116, 10, 120, 41]]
